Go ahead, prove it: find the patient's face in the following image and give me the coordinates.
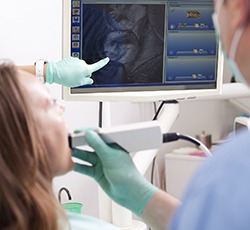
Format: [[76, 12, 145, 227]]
[[18, 71, 74, 176]]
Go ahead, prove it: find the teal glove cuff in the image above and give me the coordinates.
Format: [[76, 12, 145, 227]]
[[46, 61, 54, 84], [130, 179, 158, 216]]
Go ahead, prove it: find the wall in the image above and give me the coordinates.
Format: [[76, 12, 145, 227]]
[[0, 0, 245, 219]]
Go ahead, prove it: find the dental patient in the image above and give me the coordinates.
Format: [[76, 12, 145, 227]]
[[0, 60, 119, 230]]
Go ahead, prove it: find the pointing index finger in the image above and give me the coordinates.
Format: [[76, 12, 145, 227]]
[[89, 57, 110, 73]]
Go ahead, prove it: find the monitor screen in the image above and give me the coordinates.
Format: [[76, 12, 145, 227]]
[[62, 0, 223, 102]]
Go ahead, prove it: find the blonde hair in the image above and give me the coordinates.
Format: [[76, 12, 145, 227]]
[[0, 61, 67, 230]]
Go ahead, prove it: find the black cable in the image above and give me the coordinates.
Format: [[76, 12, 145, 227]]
[[153, 101, 157, 115], [163, 133, 198, 146], [98, 101, 103, 128], [162, 133, 212, 157], [150, 157, 156, 185], [162, 133, 179, 143], [177, 133, 202, 146], [152, 100, 178, 120]]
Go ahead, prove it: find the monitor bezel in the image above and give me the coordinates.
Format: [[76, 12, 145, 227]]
[[62, 0, 224, 102]]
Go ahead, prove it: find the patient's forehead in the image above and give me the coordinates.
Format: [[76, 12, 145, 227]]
[[17, 70, 51, 107]]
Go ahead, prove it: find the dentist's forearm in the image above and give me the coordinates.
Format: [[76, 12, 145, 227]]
[[140, 189, 180, 230], [18, 64, 48, 81]]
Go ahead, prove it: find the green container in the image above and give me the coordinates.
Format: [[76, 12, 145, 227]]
[[62, 202, 83, 214]]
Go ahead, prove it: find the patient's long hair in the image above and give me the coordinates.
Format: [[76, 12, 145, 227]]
[[0, 61, 67, 230]]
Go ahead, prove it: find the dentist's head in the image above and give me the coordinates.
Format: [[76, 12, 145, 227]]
[[213, 0, 250, 85]]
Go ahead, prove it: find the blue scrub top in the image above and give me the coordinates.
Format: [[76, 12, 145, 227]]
[[67, 212, 120, 230], [169, 130, 250, 230]]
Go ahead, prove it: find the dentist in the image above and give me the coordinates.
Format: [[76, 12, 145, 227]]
[[73, 1, 250, 229]]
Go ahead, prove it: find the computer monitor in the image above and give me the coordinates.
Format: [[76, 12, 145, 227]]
[[62, 0, 224, 102]]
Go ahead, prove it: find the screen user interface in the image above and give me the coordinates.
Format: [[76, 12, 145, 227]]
[[70, 0, 218, 93]]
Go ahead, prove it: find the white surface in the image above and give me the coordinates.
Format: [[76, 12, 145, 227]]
[[70, 120, 162, 152], [229, 97, 250, 114], [112, 202, 132, 227], [234, 116, 250, 133], [120, 220, 147, 230], [133, 103, 180, 175], [165, 152, 206, 199], [0, 0, 62, 64], [97, 102, 113, 222], [102, 121, 162, 152]]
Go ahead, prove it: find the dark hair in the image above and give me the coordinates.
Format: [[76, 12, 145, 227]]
[[0, 61, 67, 230]]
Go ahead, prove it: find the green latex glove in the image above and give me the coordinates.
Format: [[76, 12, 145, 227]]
[[72, 130, 157, 216], [46, 57, 109, 87]]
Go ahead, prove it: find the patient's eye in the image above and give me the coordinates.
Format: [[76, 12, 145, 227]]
[[50, 99, 65, 113]]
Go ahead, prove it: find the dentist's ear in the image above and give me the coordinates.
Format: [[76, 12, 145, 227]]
[[244, 0, 250, 24], [229, 0, 250, 29], [239, 0, 250, 25]]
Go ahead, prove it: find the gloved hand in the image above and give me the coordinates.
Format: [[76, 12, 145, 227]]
[[46, 57, 110, 87], [72, 130, 157, 216]]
